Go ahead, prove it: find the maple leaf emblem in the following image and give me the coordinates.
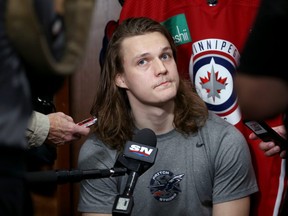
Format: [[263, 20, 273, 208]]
[[200, 65, 227, 102]]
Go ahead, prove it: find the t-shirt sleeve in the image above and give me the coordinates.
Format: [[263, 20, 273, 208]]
[[212, 124, 258, 203], [77, 136, 119, 213]]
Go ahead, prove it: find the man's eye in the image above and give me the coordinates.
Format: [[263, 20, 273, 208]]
[[138, 59, 147, 65], [161, 53, 171, 60]]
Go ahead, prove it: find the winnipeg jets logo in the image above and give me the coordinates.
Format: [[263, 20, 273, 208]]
[[193, 56, 233, 106], [189, 39, 241, 125], [200, 58, 227, 102]]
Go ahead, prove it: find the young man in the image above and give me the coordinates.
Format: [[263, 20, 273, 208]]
[[118, 1, 287, 215], [77, 17, 258, 216]]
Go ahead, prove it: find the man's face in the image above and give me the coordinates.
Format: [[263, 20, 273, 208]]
[[115, 32, 179, 108]]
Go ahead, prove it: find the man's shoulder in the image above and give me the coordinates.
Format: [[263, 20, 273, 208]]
[[205, 111, 232, 129], [200, 111, 245, 142], [81, 133, 114, 153], [78, 133, 117, 170]]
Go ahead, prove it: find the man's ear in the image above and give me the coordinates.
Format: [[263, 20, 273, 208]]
[[115, 73, 127, 88]]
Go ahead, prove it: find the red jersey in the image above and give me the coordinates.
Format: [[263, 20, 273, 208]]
[[119, 0, 287, 215]]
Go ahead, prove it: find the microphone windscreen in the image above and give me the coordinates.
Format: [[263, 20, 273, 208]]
[[132, 128, 157, 147], [114, 128, 158, 172]]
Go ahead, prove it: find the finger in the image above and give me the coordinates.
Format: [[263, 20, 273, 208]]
[[67, 133, 84, 142], [259, 141, 274, 151], [264, 147, 281, 157], [75, 125, 90, 136], [280, 151, 287, 158], [249, 132, 258, 140]]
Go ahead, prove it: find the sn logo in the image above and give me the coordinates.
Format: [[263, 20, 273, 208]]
[[129, 144, 154, 157]]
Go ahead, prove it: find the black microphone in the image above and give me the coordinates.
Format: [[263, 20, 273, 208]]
[[25, 167, 127, 184], [112, 128, 158, 216]]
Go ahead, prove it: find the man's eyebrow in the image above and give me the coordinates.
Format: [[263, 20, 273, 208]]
[[135, 52, 150, 59], [162, 46, 172, 52], [134, 46, 172, 59]]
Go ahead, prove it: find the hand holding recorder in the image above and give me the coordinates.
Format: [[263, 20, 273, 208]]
[[45, 112, 92, 146], [244, 120, 287, 158]]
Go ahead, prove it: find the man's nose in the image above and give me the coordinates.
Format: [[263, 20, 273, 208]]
[[153, 58, 167, 76]]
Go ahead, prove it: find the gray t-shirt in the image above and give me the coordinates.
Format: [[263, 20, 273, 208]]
[[78, 112, 258, 215]]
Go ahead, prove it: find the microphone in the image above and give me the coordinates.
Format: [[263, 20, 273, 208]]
[[25, 167, 127, 184], [112, 128, 158, 216]]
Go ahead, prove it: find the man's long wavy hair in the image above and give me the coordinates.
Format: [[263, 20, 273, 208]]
[[91, 17, 208, 151]]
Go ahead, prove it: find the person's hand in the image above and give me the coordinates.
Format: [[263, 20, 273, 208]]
[[46, 112, 90, 146], [249, 125, 287, 158]]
